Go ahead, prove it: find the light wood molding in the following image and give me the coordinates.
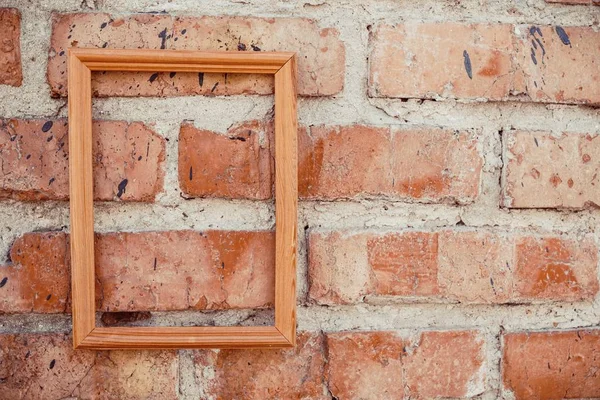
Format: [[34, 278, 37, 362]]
[[68, 48, 297, 349]]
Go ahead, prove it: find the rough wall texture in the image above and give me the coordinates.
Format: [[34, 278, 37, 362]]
[[0, 0, 599, 399]]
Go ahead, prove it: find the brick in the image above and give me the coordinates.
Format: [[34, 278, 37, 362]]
[[193, 332, 327, 399], [503, 131, 600, 208], [299, 125, 481, 202], [404, 331, 485, 397], [438, 230, 515, 303], [369, 23, 600, 105], [308, 230, 598, 305], [0, 333, 178, 399], [369, 23, 519, 101], [179, 120, 273, 200], [0, 232, 69, 313], [326, 332, 405, 399], [503, 330, 600, 399], [326, 331, 485, 399], [368, 232, 439, 296], [516, 25, 600, 105], [0, 230, 274, 313], [513, 236, 598, 301], [0, 119, 165, 201], [0, 9, 22, 87], [48, 13, 344, 97]]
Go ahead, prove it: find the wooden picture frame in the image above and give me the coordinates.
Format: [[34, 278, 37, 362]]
[[68, 48, 297, 349]]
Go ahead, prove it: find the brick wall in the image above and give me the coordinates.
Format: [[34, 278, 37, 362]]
[[0, 0, 599, 399]]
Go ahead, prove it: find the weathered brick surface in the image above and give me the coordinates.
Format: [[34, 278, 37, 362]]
[[299, 125, 482, 203], [0, 232, 69, 313], [517, 25, 600, 105], [48, 13, 344, 97], [308, 230, 598, 304], [503, 330, 600, 399], [326, 332, 405, 399], [0, 230, 274, 313], [0, 333, 178, 400], [179, 120, 273, 200], [193, 332, 327, 399], [369, 23, 600, 105], [546, 0, 599, 3], [369, 23, 519, 101], [0, 8, 22, 87], [179, 123, 482, 202], [326, 331, 484, 399], [0, 119, 165, 201], [503, 131, 600, 208]]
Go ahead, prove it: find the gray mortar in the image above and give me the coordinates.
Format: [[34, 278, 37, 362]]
[[0, 0, 598, 398]]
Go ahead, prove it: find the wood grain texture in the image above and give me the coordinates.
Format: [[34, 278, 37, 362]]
[[68, 49, 297, 349], [68, 50, 95, 348], [274, 55, 298, 346], [71, 48, 293, 73], [79, 327, 290, 349]]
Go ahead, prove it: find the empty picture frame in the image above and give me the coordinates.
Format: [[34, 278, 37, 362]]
[[68, 48, 297, 349]]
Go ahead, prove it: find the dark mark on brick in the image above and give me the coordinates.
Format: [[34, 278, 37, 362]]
[[46, 135, 53, 142], [238, 43, 247, 51], [211, 82, 219, 92], [100, 22, 107, 29], [198, 72, 204, 87], [149, 73, 159, 83], [153, 257, 157, 271], [251, 44, 261, 51], [117, 179, 128, 198], [42, 121, 53, 132], [102, 42, 108, 48], [170, 72, 176, 78], [0, 277, 7, 288], [48, 177, 55, 185], [230, 136, 247, 142], [181, 29, 187, 35], [59, 51, 65, 56], [189, 166, 193, 180], [534, 137, 539, 147], [462, 50, 472, 80], [49, 359, 56, 369], [158, 27, 168, 49], [530, 48, 537, 65], [46, 294, 52, 301], [555, 26, 571, 47], [138, 155, 142, 161]]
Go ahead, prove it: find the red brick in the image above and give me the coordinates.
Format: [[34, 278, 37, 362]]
[[326, 331, 485, 399], [48, 14, 344, 97], [404, 331, 485, 397], [0, 333, 178, 399], [503, 131, 600, 208], [308, 230, 598, 305], [0, 232, 69, 313], [513, 236, 598, 302], [299, 125, 482, 202], [503, 330, 600, 399], [438, 230, 515, 303], [326, 332, 404, 399], [0, 119, 165, 201], [193, 332, 327, 399], [0, 230, 274, 313], [369, 23, 519, 101], [369, 23, 600, 105], [368, 232, 439, 296], [0, 9, 22, 87], [179, 120, 273, 200], [516, 25, 600, 105]]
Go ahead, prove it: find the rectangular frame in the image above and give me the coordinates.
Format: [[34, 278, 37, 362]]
[[68, 48, 297, 349]]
